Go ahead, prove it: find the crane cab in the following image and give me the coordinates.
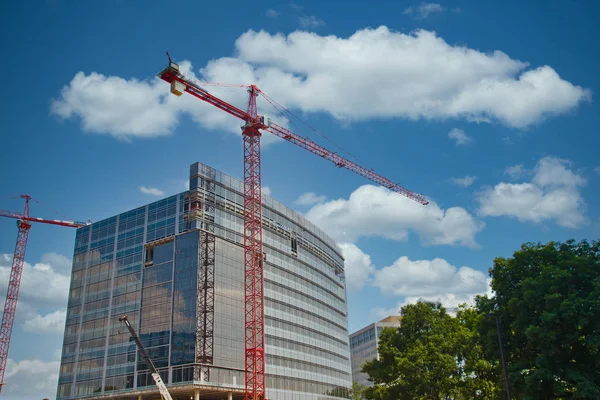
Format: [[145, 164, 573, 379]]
[[168, 61, 180, 74], [259, 116, 272, 128]]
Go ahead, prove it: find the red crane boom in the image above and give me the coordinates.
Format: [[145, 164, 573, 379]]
[[0, 195, 87, 393], [158, 55, 428, 400]]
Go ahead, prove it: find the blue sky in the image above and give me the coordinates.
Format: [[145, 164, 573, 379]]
[[1, 0, 599, 398]]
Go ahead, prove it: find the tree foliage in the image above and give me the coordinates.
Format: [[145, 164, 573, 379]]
[[477, 239, 600, 399], [352, 381, 367, 400], [362, 301, 498, 400]]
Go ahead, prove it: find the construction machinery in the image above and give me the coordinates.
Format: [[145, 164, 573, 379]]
[[158, 53, 429, 400], [118, 315, 173, 400], [0, 195, 88, 393]]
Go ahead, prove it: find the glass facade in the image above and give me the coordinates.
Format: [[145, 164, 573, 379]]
[[57, 162, 352, 399], [349, 316, 401, 388]]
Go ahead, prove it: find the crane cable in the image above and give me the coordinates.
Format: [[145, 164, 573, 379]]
[[258, 90, 375, 173]]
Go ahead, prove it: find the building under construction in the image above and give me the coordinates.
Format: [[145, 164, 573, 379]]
[[57, 162, 352, 400]]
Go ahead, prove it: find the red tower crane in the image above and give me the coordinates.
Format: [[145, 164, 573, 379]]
[[158, 54, 429, 400], [0, 195, 88, 393]]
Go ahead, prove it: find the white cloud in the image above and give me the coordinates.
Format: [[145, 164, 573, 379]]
[[4, 358, 60, 399], [0, 253, 71, 341], [0, 254, 69, 398], [262, 186, 272, 196], [371, 257, 491, 319], [294, 191, 327, 206], [50, 60, 258, 141], [338, 243, 375, 291], [478, 156, 586, 228], [266, 9, 279, 18], [51, 59, 287, 144], [298, 15, 325, 28], [403, 2, 445, 19], [448, 128, 472, 145], [504, 164, 525, 179], [51, 71, 178, 139], [23, 310, 66, 334], [39, 252, 71, 274], [289, 2, 304, 11], [594, 166, 600, 176], [305, 185, 484, 247], [0, 254, 70, 306], [53, 348, 63, 360], [374, 256, 487, 297], [52, 28, 590, 140], [373, 281, 492, 319], [451, 175, 476, 187], [140, 186, 164, 196], [236, 28, 590, 127]]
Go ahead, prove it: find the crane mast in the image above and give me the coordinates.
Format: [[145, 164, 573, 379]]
[[241, 85, 266, 399], [0, 197, 31, 394], [0, 195, 87, 393], [118, 315, 173, 400], [158, 54, 428, 400]]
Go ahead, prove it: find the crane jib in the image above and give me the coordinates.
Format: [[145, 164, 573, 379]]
[[157, 52, 429, 399]]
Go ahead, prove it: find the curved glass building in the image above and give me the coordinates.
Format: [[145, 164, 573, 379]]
[[57, 162, 352, 400]]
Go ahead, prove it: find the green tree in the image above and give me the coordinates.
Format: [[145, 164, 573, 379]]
[[352, 381, 366, 400], [477, 239, 600, 399], [362, 301, 498, 400]]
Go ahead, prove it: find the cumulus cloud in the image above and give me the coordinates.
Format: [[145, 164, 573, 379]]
[[289, 2, 303, 11], [4, 358, 60, 399], [298, 15, 325, 28], [504, 164, 525, 179], [403, 2, 445, 19], [140, 186, 164, 196], [235, 28, 590, 126], [51, 71, 179, 138], [266, 9, 279, 18], [451, 175, 476, 187], [0, 254, 70, 306], [23, 310, 66, 334], [372, 256, 491, 317], [40, 252, 71, 274], [0, 254, 70, 398], [50, 60, 262, 140], [305, 185, 484, 247], [478, 156, 586, 228], [373, 280, 493, 318], [294, 191, 327, 206], [51, 27, 591, 140], [448, 128, 472, 145], [338, 243, 375, 291], [374, 256, 487, 297]]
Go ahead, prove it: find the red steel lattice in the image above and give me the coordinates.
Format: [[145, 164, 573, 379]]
[[157, 55, 428, 400], [0, 196, 31, 394], [242, 85, 266, 400], [0, 195, 86, 393]]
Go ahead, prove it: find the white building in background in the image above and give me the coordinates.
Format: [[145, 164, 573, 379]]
[[349, 316, 401, 387]]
